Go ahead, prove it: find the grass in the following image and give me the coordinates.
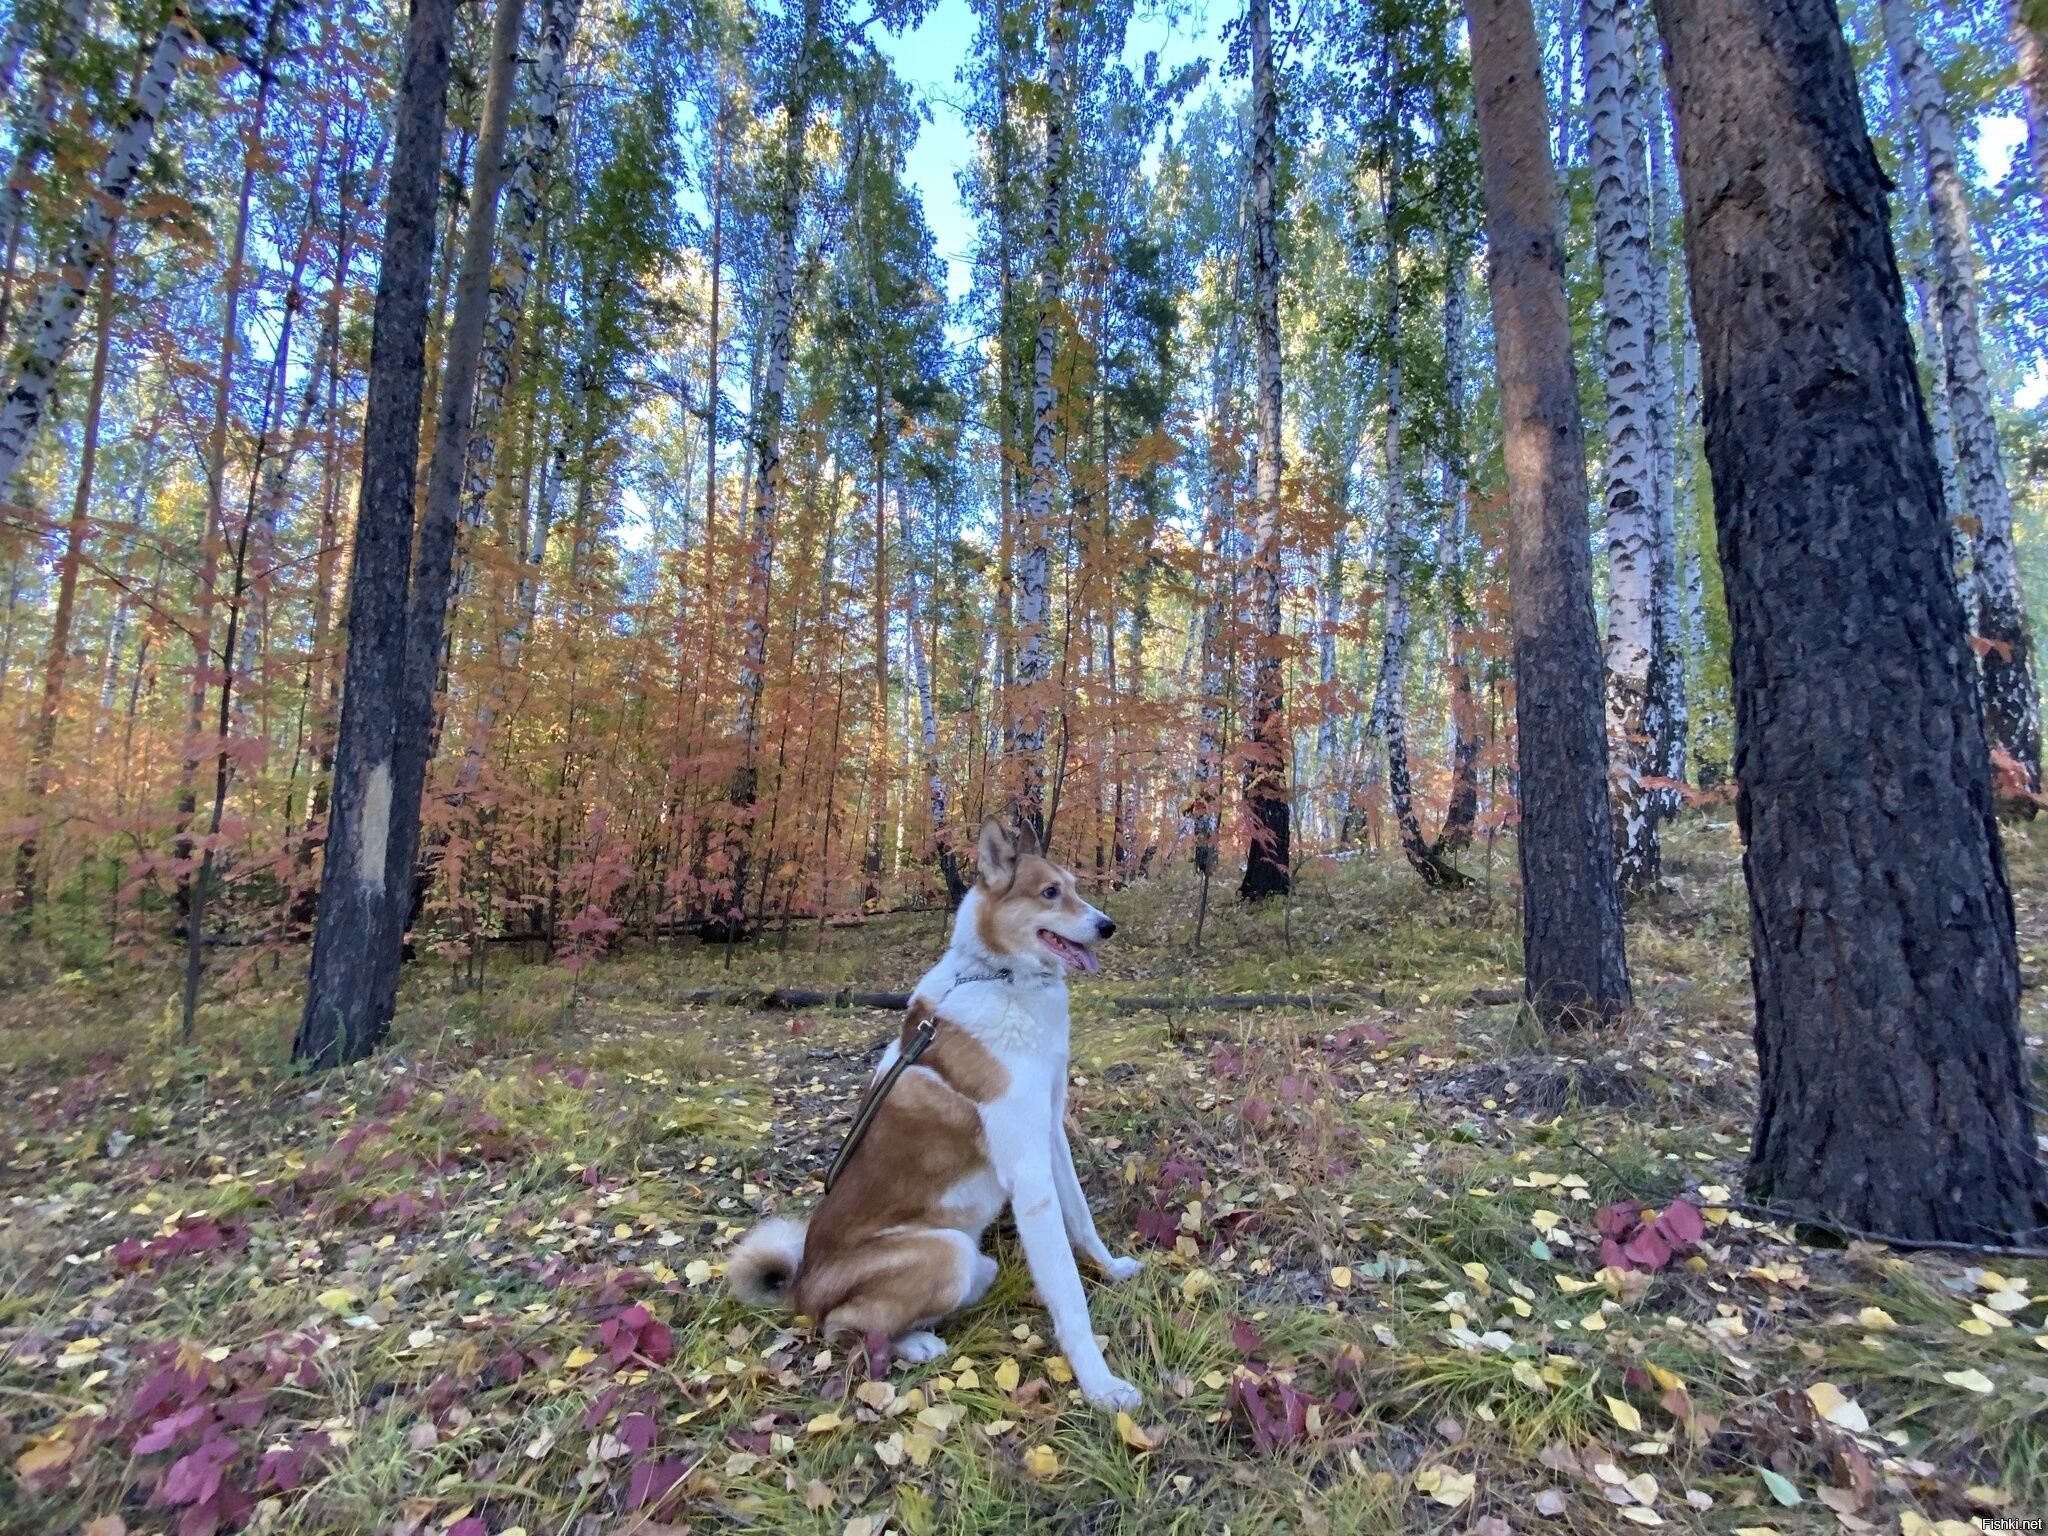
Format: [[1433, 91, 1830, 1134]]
[[3, 818, 2048, 1534]]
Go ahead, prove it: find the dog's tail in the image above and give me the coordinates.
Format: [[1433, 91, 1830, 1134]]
[[726, 1216, 808, 1308]]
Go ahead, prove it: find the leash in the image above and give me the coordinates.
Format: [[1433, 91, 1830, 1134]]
[[822, 968, 1011, 1192]]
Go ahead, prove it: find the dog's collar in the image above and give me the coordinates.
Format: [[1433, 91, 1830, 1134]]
[[944, 966, 1012, 995]]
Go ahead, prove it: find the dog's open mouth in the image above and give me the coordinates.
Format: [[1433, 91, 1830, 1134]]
[[1037, 930, 1099, 973]]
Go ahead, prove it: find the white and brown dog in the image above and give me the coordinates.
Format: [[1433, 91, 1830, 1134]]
[[726, 819, 1144, 1409]]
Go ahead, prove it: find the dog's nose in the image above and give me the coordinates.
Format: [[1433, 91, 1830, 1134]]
[[1096, 917, 1116, 939]]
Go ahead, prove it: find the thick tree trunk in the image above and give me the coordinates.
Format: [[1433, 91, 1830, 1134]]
[[1467, 0, 1632, 1025], [716, 0, 823, 937], [1584, 0, 1660, 890], [1655, 0, 2043, 1238], [1012, 0, 1069, 840], [0, 11, 195, 491], [1882, 0, 2041, 798], [370, 0, 527, 1020], [1239, 0, 1290, 900], [1434, 242, 1482, 860], [294, 0, 457, 1070]]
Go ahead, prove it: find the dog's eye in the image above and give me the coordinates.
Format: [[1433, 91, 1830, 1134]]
[[1042, 885, 1060, 900]]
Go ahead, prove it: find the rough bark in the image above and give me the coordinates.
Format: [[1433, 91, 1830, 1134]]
[[1467, 0, 1632, 1025], [1239, 0, 1290, 900], [0, 0, 88, 342], [0, 11, 196, 491], [370, 0, 527, 1022], [1584, 0, 1660, 889], [1882, 0, 2041, 798], [1012, 0, 1069, 839], [897, 483, 959, 900], [295, 0, 457, 1069], [1655, 0, 2043, 1238]]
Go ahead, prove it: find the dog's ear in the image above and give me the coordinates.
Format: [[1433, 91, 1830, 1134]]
[[1013, 819, 1041, 861], [977, 820, 1019, 887]]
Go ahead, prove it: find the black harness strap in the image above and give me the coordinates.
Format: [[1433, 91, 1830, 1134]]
[[822, 968, 1010, 1192]]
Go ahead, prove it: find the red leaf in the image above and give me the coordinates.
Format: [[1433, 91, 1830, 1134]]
[[1622, 1226, 1673, 1271], [1599, 1237, 1630, 1271], [640, 1319, 673, 1364], [1240, 1096, 1272, 1126], [1231, 1318, 1265, 1356], [1654, 1200, 1704, 1247], [1594, 1202, 1641, 1239]]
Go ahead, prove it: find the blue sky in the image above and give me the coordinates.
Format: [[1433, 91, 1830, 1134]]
[[872, 0, 1225, 306]]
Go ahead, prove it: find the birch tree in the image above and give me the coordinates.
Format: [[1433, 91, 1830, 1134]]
[[1881, 0, 2041, 797]]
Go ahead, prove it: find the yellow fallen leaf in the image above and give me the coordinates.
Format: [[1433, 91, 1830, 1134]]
[[562, 1346, 597, 1371], [1462, 1261, 1492, 1293], [1943, 1368, 1995, 1394], [1646, 1363, 1684, 1392], [1022, 1444, 1060, 1478], [902, 1430, 937, 1467], [1855, 1306, 1896, 1330], [683, 1259, 712, 1287], [1180, 1269, 1217, 1299], [1555, 1274, 1594, 1293], [13, 1438, 74, 1479], [315, 1287, 359, 1313], [1979, 1271, 2011, 1292], [994, 1357, 1021, 1393], [1988, 1289, 2030, 1314], [1804, 1381, 1870, 1433], [854, 1381, 895, 1410], [1329, 1266, 1353, 1290], [1618, 1508, 1664, 1527], [1579, 1309, 1608, 1332], [1046, 1355, 1075, 1384], [1116, 1411, 1160, 1451], [1511, 1360, 1550, 1395], [1509, 1295, 1533, 1317], [806, 1411, 845, 1434], [1427, 1468, 1476, 1508], [1606, 1395, 1643, 1433], [1971, 1303, 2014, 1329], [1531, 1209, 1562, 1234]]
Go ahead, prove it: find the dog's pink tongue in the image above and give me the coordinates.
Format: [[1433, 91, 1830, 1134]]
[[1072, 943, 1099, 974]]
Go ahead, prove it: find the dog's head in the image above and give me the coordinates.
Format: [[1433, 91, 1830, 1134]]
[[967, 819, 1116, 976]]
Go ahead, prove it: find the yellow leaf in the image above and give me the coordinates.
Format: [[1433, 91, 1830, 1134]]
[[1461, 1261, 1492, 1293], [1180, 1269, 1217, 1299], [806, 1411, 845, 1434], [1531, 1209, 1562, 1234], [1855, 1306, 1896, 1330], [13, 1438, 74, 1479], [902, 1430, 937, 1467], [1646, 1363, 1683, 1392], [1618, 1507, 1664, 1527], [315, 1287, 359, 1313], [1959, 1318, 1995, 1337], [1427, 1468, 1476, 1508], [684, 1259, 712, 1287], [1987, 1289, 2029, 1314], [1509, 1295, 1533, 1317], [1022, 1444, 1060, 1478], [562, 1346, 597, 1371], [994, 1357, 1021, 1393], [1555, 1274, 1594, 1293], [1606, 1395, 1644, 1434], [1116, 1411, 1160, 1451], [1511, 1360, 1550, 1395], [1943, 1369, 1996, 1394], [1046, 1355, 1075, 1384], [1971, 1303, 2014, 1329], [1580, 1309, 1608, 1332], [854, 1381, 895, 1410], [1329, 1266, 1353, 1290]]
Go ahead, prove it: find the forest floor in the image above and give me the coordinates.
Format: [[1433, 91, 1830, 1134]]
[[6, 821, 2048, 1536]]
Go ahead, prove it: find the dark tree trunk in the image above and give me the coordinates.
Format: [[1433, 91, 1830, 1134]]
[[379, 0, 527, 1019], [1654, 0, 2044, 1238], [1467, 0, 1632, 1026], [294, 0, 457, 1070], [1239, 0, 1290, 900]]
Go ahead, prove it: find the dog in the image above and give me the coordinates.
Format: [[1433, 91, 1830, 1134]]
[[725, 818, 1144, 1410]]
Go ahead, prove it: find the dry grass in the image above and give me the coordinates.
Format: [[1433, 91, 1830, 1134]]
[[3, 818, 2047, 1534]]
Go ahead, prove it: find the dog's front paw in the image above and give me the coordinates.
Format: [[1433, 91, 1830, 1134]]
[[1100, 1254, 1144, 1284], [1081, 1373, 1143, 1412]]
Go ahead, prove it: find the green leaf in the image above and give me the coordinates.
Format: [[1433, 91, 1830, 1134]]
[[1529, 1239, 1553, 1261], [1758, 1468, 1801, 1507]]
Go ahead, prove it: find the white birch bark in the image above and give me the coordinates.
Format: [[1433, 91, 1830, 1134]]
[[1583, 0, 1659, 887], [2009, 0, 2048, 218], [896, 483, 947, 853], [1883, 0, 2041, 790], [1011, 0, 1069, 828], [0, 11, 193, 494], [0, 10, 192, 493], [460, 0, 582, 534], [0, 0, 88, 322]]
